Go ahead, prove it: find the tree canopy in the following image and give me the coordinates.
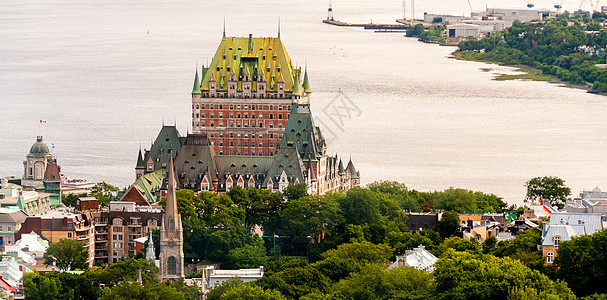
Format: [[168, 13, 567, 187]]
[[44, 238, 89, 271], [525, 176, 571, 208]]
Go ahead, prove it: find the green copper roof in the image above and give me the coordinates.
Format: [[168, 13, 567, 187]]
[[133, 169, 167, 204], [292, 71, 302, 97], [346, 160, 359, 179], [200, 36, 297, 92], [303, 69, 311, 94], [280, 104, 325, 159], [338, 159, 346, 175], [29, 137, 51, 157], [192, 71, 201, 95], [136, 147, 145, 169]]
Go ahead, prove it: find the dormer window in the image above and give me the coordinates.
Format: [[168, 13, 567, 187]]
[[554, 236, 561, 249]]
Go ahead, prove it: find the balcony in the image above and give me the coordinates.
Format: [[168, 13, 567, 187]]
[[127, 222, 142, 227], [95, 230, 108, 235]]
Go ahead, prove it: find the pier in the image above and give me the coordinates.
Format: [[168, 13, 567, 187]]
[[323, 19, 412, 30]]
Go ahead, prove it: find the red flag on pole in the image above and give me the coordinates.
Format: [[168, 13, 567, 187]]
[[39, 120, 46, 123]]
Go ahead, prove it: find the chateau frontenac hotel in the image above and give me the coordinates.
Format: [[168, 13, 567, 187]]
[[131, 31, 359, 197]]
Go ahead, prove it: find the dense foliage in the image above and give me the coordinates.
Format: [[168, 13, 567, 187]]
[[43, 238, 89, 271], [407, 24, 446, 43], [525, 176, 571, 208], [458, 14, 607, 92]]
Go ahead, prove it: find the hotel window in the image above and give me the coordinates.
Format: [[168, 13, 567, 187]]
[[259, 122, 263, 128], [219, 113, 223, 118], [219, 141, 223, 146], [244, 105, 248, 110], [269, 142, 274, 147], [547, 252, 554, 263], [210, 113, 214, 118], [229, 122, 233, 127], [201, 104, 205, 109], [244, 142, 248, 147], [219, 104, 223, 109], [210, 104, 214, 109], [244, 122, 249, 127], [258, 114, 263, 119], [269, 123, 274, 128], [251, 114, 255, 119], [269, 114, 274, 119], [230, 105, 234, 109], [230, 150, 234, 155], [201, 113, 206, 118], [258, 105, 263, 110], [196, 105, 199, 109], [7, 226, 11, 232], [202, 122, 206, 126], [237, 105, 241, 110], [270, 105, 274, 110], [259, 134, 263, 138], [237, 113, 241, 118], [554, 236, 561, 249], [278, 114, 283, 119], [259, 150, 263, 156], [230, 141, 234, 146], [279, 123, 283, 128], [229, 113, 234, 118], [279, 105, 282, 110], [230, 133, 234, 138], [259, 142, 263, 147], [244, 113, 248, 118], [219, 150, 224, 155], [237, 141, 241, 147], [252, 105, 256, 110], [237, 133, 241, 138]]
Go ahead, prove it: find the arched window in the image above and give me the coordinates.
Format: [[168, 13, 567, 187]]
[[168, 256, 177, 274]]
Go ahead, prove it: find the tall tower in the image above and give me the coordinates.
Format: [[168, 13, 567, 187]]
[[328, 1, 334, 21], [159, 153, 184, 280]]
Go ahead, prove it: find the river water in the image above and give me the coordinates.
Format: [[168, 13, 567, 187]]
[[1, 0, 606, 205]]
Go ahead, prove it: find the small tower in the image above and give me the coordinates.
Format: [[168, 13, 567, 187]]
[[146, 230, 156, 262], [136, 147, 145, 179], [327, 1, 334, 21], [159, 153, 185, 281]]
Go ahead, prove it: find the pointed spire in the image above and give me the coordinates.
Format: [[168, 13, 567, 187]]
[[136, 146, 145, 169], [165, 151, 179, 233], [146, 230, 155, 262], [223, 16, 226, 40], [338, 159, 346, 175], [278, 16, 281, 39], [303, 64, 311, 94], [192, 70, 201, 95], [292, 71, 302, 97]]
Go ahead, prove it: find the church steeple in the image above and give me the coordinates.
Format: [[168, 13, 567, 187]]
[[159, 152, 184, 280]]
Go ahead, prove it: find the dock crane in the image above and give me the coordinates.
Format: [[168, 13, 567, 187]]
[[467, 0, 474, 15]]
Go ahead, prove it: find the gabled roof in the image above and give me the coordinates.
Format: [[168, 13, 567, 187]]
[[131, 170, 167, 205], [144, 126, 184, 172], [174, 134, 218, 189], [281, 104, 325, 160], [263, 147, 305, 187]]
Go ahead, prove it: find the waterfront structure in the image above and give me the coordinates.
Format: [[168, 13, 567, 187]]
[[191, 32, 311, 157], [159, 155, 185, 280], [541, 213, 603, 264], [446, 23, 481, 39]]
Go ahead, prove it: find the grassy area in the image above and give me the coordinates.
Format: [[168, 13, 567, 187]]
[[452, 51, 555, 83], [493, 66, 554, 82]]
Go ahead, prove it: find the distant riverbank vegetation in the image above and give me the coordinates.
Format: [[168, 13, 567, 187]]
[[455, 12, 607, 93], [407, 24, 446, 43]]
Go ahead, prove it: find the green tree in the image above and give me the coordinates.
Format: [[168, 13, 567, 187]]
[[224, 243, 267, 269], [255, 267, 330, 299], [434, 211, 461, 239], [525, 176, 571, 208], [43, 238, 88, 271], [61, 193, 87, 207], [208, 278, 286, 300], [434, 251, 575, 299], [313, 241, 393, 282], [555, 229, 607, 297], [90, 181, 118, 207], [24, 272, 61, 300], [330, 265, 435, 300], [87, 257, 159, 287]]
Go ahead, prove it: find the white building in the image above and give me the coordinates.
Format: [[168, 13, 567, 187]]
[[388, 245, 438, 272], [205, 266, 264, 290], [447, 24, 481, 38]]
